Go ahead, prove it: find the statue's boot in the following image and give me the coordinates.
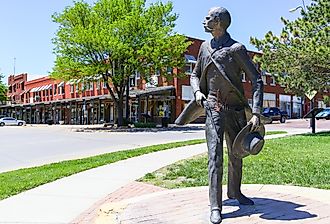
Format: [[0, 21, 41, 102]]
[[210, 208, 222, 224], [227, 193, 254, 205]]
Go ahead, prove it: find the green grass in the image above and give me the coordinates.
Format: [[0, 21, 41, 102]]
[[266, 131, 288, 135], [140, 132, 330, 190], [0, 139, 205, 200]]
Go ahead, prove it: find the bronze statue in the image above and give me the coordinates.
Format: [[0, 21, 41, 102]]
[[175, 7, 264, 224]]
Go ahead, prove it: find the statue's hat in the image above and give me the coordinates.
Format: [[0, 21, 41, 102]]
[[232, 123, 265, 159]]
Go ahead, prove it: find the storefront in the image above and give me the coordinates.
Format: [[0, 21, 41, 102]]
[[263, 93, 276, 108], [279, 94, 291, 118]]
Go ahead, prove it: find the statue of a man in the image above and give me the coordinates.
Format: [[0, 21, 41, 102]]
[[175, 7, 264, 224]]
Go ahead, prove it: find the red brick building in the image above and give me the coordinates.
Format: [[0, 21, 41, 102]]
[[1, 36, 329, 124]]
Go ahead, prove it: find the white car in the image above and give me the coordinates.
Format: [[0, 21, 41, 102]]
[[0, 117, 26, 126]]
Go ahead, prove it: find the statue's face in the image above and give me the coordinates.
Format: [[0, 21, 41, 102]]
[[203, 9, 219, 33]]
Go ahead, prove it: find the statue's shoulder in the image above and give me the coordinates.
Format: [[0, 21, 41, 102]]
[[230, 42, 247, 53], [199, 41, 211, 55], [200, 41, 210, 51]]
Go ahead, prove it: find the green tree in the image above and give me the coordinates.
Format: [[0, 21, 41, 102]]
[[250, 0, 330, 95], [0, 73, 7, 103], [323, 95, 330, 106], [51, 0, 190, 126]]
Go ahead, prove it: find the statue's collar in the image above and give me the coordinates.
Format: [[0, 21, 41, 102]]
[[210, 32, 231, 50]]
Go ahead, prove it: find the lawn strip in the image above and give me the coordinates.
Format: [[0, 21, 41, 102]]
[[140, 132, 330, 190], [266, 131, 288, 135], [0, 139, 205, 200]]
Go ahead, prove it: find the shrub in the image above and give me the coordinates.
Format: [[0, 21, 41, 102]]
[[133, 122, 157, 128]]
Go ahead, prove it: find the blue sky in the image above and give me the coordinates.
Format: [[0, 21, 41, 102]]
[[0, 0, 309, 83]]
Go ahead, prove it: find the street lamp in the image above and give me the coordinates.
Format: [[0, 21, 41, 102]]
[[289, 6, 303, 12], [289, 0, 306, 12]]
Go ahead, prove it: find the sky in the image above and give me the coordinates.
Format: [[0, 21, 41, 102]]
[[0, 0, 309, 84]]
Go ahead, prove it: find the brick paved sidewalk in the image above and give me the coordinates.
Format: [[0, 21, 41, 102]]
[[81, 184, 330, 224]]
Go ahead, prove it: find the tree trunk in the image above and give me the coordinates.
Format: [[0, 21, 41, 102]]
[[116, 97, 124, 126]]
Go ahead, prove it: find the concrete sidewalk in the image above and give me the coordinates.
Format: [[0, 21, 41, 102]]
[[0, 128, 327, 223], [0, 144, 207, 223]]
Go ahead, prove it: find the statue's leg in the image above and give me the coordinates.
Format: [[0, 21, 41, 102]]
[[224, 109, 246, 198], [205, 108, 225, 211]]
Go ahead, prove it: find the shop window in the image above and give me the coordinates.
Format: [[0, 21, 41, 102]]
[[86, 82, 91, 90]]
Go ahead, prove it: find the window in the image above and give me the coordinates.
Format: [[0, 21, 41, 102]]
[[90, 82, 94, 90], [135, 71, 141, 80], [184, 63, 193, 74], [166, 67, 173, 74], [103, 81, 107, 89], [86, 82, 91, 90], [54, 84, 57, 95], [270, 76, 276, 86], [76, 83, 80, 92], [70, 85, 74, 93], [129, 77, 136, 87], [241, 72, 246, 82], [96, 80, 100, 90], [262, 76, 267, 85]]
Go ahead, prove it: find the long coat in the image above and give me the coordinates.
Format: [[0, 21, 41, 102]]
[[175, 34, 264, 125]]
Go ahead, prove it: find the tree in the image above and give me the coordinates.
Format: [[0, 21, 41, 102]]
[[0, 73, 7, 103], [250, 0, 330, 95], [51, 0, 190, 125]]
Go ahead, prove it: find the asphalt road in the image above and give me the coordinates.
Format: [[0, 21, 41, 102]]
[[0, 119, 329, 173], [0, 125, 205, 173]]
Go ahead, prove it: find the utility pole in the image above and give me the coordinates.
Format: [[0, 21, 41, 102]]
[[13, 57, 16, 75]]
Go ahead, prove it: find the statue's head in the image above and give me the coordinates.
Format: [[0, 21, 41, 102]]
[[203, 7, 231, 34]]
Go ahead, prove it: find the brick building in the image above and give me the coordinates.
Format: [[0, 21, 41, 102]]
[[1, 36, 329, 124]]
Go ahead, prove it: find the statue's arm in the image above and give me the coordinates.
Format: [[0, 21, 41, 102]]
[[190, 43, 204, 95], [233, 44, 263, 114]]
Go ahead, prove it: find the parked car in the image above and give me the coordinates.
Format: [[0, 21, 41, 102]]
[[0, 117, 26, 126], [262, 107, 288, 123], [315, 108, 330, 120]]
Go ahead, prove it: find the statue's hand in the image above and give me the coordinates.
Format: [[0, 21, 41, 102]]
[[195, 91, 206, 107], [248, 114, 260, 132]]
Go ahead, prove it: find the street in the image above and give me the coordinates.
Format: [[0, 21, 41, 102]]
[[0, 119, 329, 173]]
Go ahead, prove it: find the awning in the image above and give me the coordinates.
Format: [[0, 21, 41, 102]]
[[33, 86, 42, 92], [58, 82, 65, 87], [40, 85, 47, 91], [45, 84, 53, 90], [20, 90, 28, 95], [134, 86, 175, 97], [30, 87, 38, 93], [185, 54, 197, 64]]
